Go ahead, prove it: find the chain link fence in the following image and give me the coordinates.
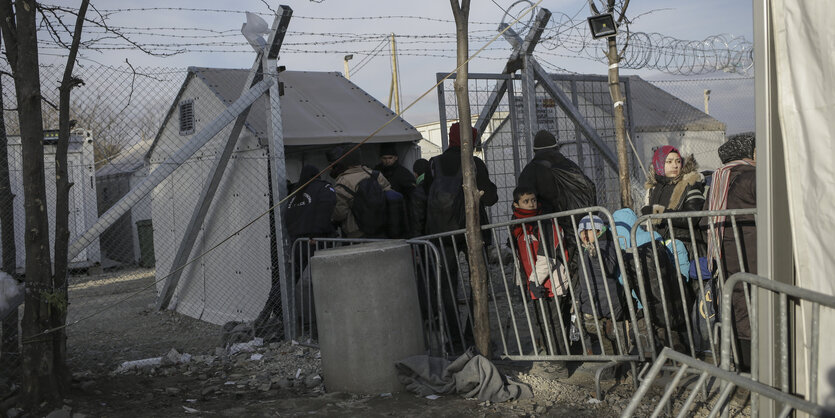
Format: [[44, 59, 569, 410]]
[[0, 58, 756, 379], [0, 62, 290, 375]]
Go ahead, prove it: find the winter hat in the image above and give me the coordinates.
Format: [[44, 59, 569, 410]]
[[448, 122, 476, 148], [379, 143, 398, 157], [718, 132, 755, 164], [578, 215, 607, 233], [652, 145, 680, 176], [533, 130, 557, 150]]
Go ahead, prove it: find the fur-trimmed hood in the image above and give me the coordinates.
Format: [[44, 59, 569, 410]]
[[645, 154, 701, 189]]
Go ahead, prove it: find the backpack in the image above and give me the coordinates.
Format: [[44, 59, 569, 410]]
[[337, 170, 388, 237], [384, 189, 409, 239], [535, 159, 597, 211], [425, 158, 465, 234]]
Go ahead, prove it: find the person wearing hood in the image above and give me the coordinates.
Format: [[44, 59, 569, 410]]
[[575, 215, 626, 356], [705, 132, 757, 371], [641, 146, 707, 258], [517, 130, 595, 280]]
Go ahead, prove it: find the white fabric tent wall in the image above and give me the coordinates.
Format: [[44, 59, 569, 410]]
[[771, 0, 835, 404]]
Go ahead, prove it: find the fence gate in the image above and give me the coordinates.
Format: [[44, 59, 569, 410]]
[[436, 72, 642, 248]]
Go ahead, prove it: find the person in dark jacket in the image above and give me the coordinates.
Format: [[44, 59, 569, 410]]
[[517, 130, 593, 215], [576, 215, 627, 355], [286, 165, 337, 243], [705, 132, 756, 370], [375, 143, 416, 198], [258, 165, 337, 335], [641, 146, 707, 258], [422, 122, 498, 352], [424, 123, 498, 236], [410, 159, 431, 237], [517, 130, 590, 297]]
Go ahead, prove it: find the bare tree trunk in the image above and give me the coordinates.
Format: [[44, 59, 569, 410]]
[[450, 0, 490, 357], [0, 37, 16, 275], [606, 36, 632, 208], [52, 0, 89, 392], [0, 33, 20, 380], [0, 0, 62, 409]]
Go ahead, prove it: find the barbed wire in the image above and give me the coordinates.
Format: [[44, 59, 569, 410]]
[[29, 5, 753, 76], [534, 10, 754, 75]]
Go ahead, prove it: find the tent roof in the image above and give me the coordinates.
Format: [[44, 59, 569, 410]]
[[190, 67, 420, 146], [96, 140, 152, 177], [625, 76, 726, 133]]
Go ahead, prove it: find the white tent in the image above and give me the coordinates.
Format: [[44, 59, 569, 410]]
[[769, 0, 835, 403]]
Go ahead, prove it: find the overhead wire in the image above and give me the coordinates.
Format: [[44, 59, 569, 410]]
[[22, 0, 546, 341]]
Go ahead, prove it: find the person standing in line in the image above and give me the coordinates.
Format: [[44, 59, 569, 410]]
[[641, 145, 707, 258], [705, 132, 757, 371], [330, 145, 392, 238]]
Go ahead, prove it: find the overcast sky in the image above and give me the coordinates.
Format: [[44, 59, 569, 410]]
[[37, 0, 755, 129]]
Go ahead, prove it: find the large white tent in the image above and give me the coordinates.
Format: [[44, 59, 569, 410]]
[[754, 0, 835, 407]]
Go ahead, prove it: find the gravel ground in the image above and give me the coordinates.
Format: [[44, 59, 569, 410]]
[[1, 265, 752, 417]]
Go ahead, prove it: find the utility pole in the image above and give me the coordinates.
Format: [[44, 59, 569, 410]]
[[387, 33, 401, 114], [343, 54, 353, 80], [589, 0, 632, 208]]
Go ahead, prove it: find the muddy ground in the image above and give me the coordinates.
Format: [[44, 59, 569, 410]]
[[1, 266, 750, 417]]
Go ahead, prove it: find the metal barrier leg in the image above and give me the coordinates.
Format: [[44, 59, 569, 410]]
[[594, 360, 625, 400]]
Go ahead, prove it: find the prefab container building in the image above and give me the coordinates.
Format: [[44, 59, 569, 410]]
[[95, 140, 153, 266], [1, 131, 101, 272], [148, 67, 421, 325]]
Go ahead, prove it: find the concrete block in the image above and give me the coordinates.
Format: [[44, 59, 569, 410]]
[[311, 240, 424, 394]]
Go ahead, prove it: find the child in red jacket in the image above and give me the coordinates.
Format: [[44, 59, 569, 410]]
[[511, 187, 571, 372], [511, 187, 568, 300]]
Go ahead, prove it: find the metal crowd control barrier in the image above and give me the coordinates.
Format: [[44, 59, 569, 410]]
[[417, 206, 646, 399], [720, 273, 835, 417], [629, 208, 757, 366], [287, 238, 444, 354], [622, 273, 835, 417]]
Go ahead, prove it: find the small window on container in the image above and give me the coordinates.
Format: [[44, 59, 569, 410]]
[[179, 99, 195, 135]]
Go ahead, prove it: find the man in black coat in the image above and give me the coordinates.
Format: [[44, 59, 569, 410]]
[[421, 123, 498, 353], [374, 143, 416, 198], [517, 130, 594, 215]]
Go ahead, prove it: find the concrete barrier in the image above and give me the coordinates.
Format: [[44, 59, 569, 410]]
[[311, 240, 425, 393]]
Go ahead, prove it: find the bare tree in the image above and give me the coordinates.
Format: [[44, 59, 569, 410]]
[[51, 0, 89, 396], [0, 33, 20, 380], [0, 37, 16, 278], [0, 0, 60, 408], [0, 0, 89, 408], [590, 0, 632, 207], [449, 0, 490, 356]]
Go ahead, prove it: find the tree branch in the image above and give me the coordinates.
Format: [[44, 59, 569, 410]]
[[588, 0, 601, 16], [617, 0, 630, 25]]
